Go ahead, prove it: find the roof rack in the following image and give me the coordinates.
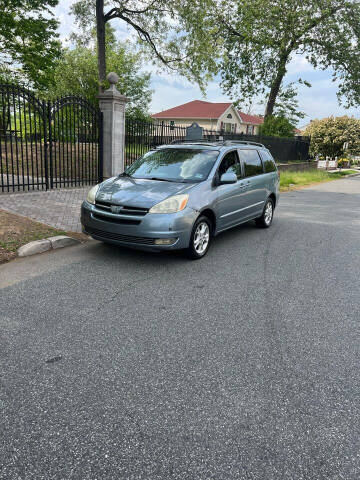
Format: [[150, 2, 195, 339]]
[[170, 139, 221, 146], [165, 139, 265, 148], [223, 140, 265, 148]]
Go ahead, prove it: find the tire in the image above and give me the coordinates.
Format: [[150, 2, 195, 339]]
[[186, 215, 212, 259], [255, 197, 274, 228]]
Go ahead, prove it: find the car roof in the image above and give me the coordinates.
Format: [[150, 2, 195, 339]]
[[156, 140, 266, 152]]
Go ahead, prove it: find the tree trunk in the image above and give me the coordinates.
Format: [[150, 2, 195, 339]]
[[265, 55, 288, 118], [96, 0, 106, 93]]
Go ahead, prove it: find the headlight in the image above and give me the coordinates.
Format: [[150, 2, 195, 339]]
[[86, 184, 99, 204], [149, 194, 189, 214]]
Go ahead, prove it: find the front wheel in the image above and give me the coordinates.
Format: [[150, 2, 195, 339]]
[[186, 216, 212, 259], [255, 198, 274, 228]]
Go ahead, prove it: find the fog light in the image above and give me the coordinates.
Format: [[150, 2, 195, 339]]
[[154, 238, 177, 245]]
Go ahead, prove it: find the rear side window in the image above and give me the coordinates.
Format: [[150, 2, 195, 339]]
[[260, 150, 277, 173], [238, 149, 263, 177]]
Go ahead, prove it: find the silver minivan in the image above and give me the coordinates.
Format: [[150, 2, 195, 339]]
[[81, 140, 279, 259]]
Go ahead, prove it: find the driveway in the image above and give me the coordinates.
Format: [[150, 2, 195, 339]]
[[1, 176, 360, 479]]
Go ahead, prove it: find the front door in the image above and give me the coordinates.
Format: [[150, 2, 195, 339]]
[[216, 150, 248, 230]]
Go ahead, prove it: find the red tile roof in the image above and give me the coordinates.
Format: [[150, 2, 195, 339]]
[[151, 100, 266, 126], [238, 111, 264, 125], [152, 100, 232, 119]]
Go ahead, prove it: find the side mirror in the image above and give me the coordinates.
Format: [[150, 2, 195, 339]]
[[219, 172, 237, 185]]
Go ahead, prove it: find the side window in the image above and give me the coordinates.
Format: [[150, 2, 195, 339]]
[[218, 150, 241, 179], [260, 150, 277, 173], [238, 149, 263, 177]]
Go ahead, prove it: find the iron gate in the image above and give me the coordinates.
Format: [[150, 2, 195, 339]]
[[0, 83, 103, 192]]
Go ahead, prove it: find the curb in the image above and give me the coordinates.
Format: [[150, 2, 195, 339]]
[[18, 235, 80, 257], [333, 171, 360, 178]]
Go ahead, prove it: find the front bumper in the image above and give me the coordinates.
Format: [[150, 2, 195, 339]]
[[81, 201, 198, 251]]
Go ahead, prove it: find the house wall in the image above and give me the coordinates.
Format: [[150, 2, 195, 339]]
[[152, 118, 219, 130], [244, 124, 261, 135], [216, 106, 242, 132]]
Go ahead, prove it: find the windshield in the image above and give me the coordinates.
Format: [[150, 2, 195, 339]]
[[125, 148, 219, 183]]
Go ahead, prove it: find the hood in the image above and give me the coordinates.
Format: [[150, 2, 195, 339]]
[[96, 176, 195, 209]]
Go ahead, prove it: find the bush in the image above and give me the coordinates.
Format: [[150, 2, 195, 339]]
[[305, 116, 360, 158], [260, 115, 295, 137], [337, 158, 349, 168]]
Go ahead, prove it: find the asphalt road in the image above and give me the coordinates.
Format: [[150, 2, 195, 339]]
[[1, 176, 360, 480]]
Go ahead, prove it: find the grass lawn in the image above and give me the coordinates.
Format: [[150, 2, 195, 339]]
[[280, 169, 358, 191], [0, 209, 87, 264]]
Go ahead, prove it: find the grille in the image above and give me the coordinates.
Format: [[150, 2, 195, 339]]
[[85, 226, 156, 245], [93, 214, 141, 225], [95, 201, 148, 216]]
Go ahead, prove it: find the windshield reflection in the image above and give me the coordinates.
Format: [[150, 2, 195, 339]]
[[125, 148, 219, 183]]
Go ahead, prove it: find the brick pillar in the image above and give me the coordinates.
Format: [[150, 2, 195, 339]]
[[97, 72, 130, 178]]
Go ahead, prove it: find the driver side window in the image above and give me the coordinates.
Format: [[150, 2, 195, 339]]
[[218, 151, 241, 179]]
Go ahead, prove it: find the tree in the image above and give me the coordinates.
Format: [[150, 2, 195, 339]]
[[257, 82, 307, 125], [0, 0, 61, 89], [44, 30, 152, 119], [260, 115, 295, 138], [272, 82, 307, 124], [70, 0, 218, 91], [305, 116, 360, 158], [212, 0, 360, 118]]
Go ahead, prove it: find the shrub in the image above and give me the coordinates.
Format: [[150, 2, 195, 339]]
[[260, 115, 295, 138], [305, 116, 360, 158], [337, 158, 349, 168]]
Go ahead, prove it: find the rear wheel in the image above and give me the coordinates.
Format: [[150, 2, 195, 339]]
[[255, 198, 274, 228], [187, 215, 212, 259]]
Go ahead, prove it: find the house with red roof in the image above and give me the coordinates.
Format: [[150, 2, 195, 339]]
[[151, 100, 264, 135]]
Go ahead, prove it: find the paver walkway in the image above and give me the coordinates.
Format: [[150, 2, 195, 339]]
[[0, 187, 88, 232]]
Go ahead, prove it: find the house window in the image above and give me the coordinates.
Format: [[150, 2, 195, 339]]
[[246, 125, 254, 135]]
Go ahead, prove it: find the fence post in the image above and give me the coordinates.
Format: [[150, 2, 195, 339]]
[[42, 100, 50, 190], [47, 101, 54, 189], [97, 72, 129, 178], [160, 120, 164, 144]]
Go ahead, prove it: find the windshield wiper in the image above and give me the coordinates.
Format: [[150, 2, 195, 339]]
[[120, 171, 132, 178], [149, 177, 175, 182]]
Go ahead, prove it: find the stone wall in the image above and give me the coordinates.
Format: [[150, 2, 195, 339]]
[[277, 162, 316, 172]]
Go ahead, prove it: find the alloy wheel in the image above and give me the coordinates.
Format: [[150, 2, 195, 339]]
[[193, 221, 210, 255], [264, 201, 273, 226]]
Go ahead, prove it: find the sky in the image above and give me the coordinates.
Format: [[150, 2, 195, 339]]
[[54, 1, 359, 128]]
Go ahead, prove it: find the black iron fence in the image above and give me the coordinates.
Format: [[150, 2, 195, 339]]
[[221, 132, 310, 164], [0, 83, 103, 192], [125, 119, 310, 167], [125, 120, 187, 166]]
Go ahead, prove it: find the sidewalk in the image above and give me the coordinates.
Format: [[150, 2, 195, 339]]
[[0, 187, 88, 232]]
